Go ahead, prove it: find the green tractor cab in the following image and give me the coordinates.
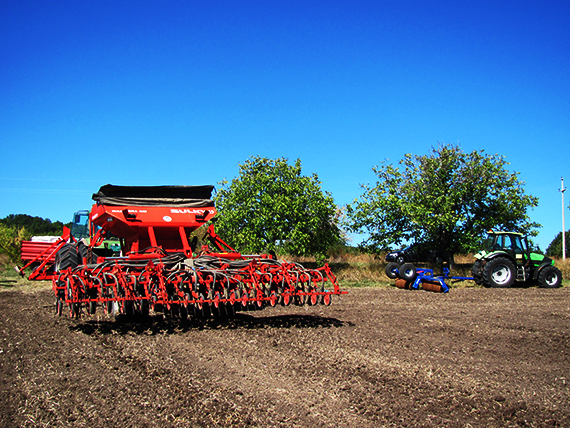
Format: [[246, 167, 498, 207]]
[[70, 210, 121, 262], [472, 230, 562, 288]]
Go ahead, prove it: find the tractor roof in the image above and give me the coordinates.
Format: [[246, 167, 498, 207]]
[[487, 230, 524, 237]]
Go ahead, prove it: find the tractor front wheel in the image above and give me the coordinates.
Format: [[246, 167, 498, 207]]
[[537, 266, 562, 288], [483, 257, 515, 288]]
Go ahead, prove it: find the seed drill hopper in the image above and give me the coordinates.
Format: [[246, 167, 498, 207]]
[[53, 185, 344, 318]]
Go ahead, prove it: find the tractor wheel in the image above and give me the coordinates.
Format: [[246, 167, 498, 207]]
[[76, 241, 95, 265], [537, 265, 562, 288], [396, 255, 406, 265], [54, 243, 79, 272], [471, 260, 483, 285], [385, 262, 400, 279], [399, 263, 417, 281], [483, 257, 515, 288]]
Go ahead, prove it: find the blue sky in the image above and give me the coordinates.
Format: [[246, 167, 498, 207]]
[[1, 0, 568, 252]]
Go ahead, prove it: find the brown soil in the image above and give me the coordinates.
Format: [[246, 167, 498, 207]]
[[1, 283, 569, 427]]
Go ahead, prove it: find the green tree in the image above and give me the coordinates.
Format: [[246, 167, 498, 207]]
[[0, 214, 67, 236], [545, 230, 570, 258], [345, 144, 540, 261], [213, 156, 344, 261], [0, 224, 31, 264]]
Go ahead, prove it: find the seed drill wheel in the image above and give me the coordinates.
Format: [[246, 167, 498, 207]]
[[240, 289, 249, 308], [89, 301, 97, 315], [193, 293, 208, 318], [295, 285, 307, 306], [225, 290, 237, 316], [65, 279, 81, 318], [281, 291, 292, 306], [179, 303, 189, 320], [169, 303, 180, 318], [268, 291, 278, 307], [307, 284, 320, 306], [55, 297, 64, 316], [123, 301, 135, 317], [248, 289, 260, 311], [254, 289, 264, 310], [211, 290, 221, 315]]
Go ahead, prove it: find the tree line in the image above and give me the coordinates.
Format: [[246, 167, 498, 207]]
[[1, 143, 565, 265], [213, 143, 543, 262], [0, 214, 69, 236], [0, 215, 71, 264]]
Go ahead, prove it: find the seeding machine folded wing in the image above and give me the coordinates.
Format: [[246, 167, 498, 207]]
[[52, 184, 345, 318]]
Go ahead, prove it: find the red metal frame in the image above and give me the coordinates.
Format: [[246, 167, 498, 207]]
[[17, 227, 73, 280]]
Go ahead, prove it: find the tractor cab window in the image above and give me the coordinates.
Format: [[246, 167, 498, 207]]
[[507, 235, 524, 252], [491, 234, 505, 251], [489, 233, 526, 258], [71, 211, 90, 240]]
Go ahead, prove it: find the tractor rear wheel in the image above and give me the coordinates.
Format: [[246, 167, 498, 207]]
[[54, 243, 79, 272], [537, 265, 562, 288], [483, 257, 515, 288], [76, 242, 95, 265]]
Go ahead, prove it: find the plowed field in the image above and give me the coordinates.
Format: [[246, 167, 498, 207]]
[[1, 283, 569, 427]]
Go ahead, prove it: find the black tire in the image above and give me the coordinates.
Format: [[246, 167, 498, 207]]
[[537, 265, 562, 288], [399, 263, 417, 281], [54, 243, 79, 272], [483, 257, 515, 288], [55, 298, 64, 316], [471, 260, 483, 285], [89, 301, 97, 315], [385, 262, 400, 279], [396, 255, 406, 265], [76, 241, 95, 265]]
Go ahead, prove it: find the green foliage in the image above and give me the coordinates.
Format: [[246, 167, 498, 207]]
[[0, 224, 31, 264], [546, 230, 570, 258], [214, 156, 344, 261], [0, 214, 68, 236], [346, 143, 540, 257]]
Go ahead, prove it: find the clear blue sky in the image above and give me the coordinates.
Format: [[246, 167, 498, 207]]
[[1, 0, 568, 251]]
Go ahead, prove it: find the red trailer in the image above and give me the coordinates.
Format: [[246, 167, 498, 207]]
[[17, 227, 73, 280], [52, 184, 345, 319]]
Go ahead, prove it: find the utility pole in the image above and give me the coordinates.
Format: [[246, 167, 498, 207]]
[[561, 177, 566, 261]]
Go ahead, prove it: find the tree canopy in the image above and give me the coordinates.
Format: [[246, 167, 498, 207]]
[[0, 214, 68, 236], [345, 144, 540, 258], [213, 156, 344, 260], [0, 224, 31, 264]]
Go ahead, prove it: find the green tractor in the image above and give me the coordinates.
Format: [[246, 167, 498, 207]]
[[472, 230, 562, 288]]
